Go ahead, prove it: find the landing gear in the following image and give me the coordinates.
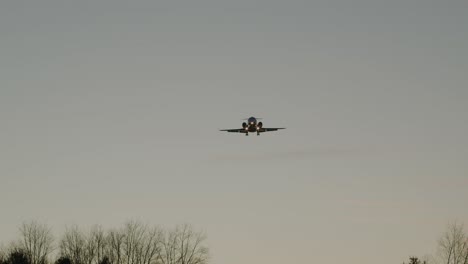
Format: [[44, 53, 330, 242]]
[[245, 132, 248, 136], [257, 132, 260, 136]]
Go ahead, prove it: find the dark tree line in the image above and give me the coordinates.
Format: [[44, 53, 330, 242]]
[[0, 221, 208, 264]]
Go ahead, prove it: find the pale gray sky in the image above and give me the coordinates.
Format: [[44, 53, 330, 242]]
[[1, 1, 468, 263]]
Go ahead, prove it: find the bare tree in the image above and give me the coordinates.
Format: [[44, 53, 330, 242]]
[[437, 222, 468, 264], [60, 225, 110, 264], [106, 229, 124, 264], [83, 230, 96, 264], [138, 227, 162, 264], [159, 228, 177, 264], [18, 221, 54, 264], [89, 226, 107, 264], [59, 226, 86, 264], [122, 221, 146, 264], [0, 246, 7, 264], [3, 221, 209, 264], [121, 221, 163, 264], [159, 224, 208, 264]]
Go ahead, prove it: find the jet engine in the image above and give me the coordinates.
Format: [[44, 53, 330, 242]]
[[257, 122, 263, 129], [242, 122, 248, 129]]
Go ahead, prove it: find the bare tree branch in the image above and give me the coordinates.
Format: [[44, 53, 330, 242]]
[[159, 224, 208, 264], [18, 221, 54, 264], [438, 222, 468, 264]]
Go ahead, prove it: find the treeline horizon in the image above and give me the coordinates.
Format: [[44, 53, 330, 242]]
[[400, 221, 468, 264], [0, 221, 208, 264], [1, 220, 467, 264]]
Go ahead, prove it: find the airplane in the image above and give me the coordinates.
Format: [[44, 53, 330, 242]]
[[220, 116, 286, 136]]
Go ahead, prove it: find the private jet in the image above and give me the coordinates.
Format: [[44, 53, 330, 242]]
[[220, 117, 286, 136]]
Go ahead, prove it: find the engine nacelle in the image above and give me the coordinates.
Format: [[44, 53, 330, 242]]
[[242, 122, 248, 129], [257, 122, 263, 128]]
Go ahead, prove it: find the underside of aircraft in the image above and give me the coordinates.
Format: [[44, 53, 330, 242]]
[[220, 117, 285, 136]]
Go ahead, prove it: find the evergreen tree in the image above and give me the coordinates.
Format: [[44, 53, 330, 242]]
[[54, 257, 72, 264], [7, 250, 30, 264], [403, 256, 426, 264]]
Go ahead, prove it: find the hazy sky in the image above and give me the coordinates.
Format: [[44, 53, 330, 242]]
[[1, 1, 468, 263]]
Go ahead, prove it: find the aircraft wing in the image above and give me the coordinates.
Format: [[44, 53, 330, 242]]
[[259, 128, 286, 132], [219, 129, 247, 133]]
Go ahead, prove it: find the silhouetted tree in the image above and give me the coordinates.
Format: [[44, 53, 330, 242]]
[[403, 256, 427, 264], [59, 225, 109, 264], [121, 220, 162, 264], [158, 224, 209, 264], [7, 250, 30, 264], [54, 257, 72, 264], [437, 222, 468, 264], [2, 221, 210, 264], [106, 229, 124, 264], [18, 221, 54, 264], [59, 225, 86, 264], [90, 226, 107, 264]]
